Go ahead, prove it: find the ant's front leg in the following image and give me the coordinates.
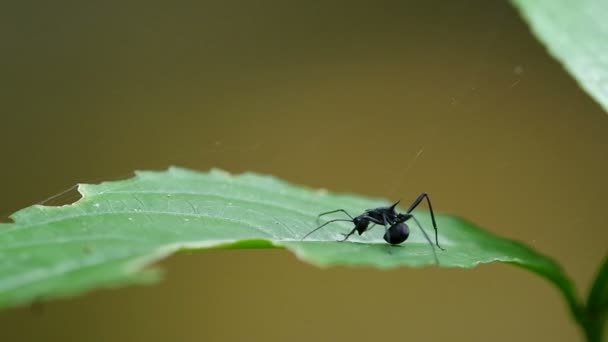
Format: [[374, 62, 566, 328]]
[[339, 224, 376, 241], [364, 223, 376, 233], [338, 226, 359, 242]]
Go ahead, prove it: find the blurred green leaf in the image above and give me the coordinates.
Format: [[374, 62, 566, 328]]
[[588, 256, 608, 315], [585, 256, 608, 340], [0, 167, 576, 320], [512, 0, 608, 113]]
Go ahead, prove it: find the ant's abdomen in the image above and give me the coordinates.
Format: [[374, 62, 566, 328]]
[[383, 223, 410, 244]]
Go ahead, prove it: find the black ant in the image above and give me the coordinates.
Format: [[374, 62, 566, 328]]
[[301, 192, 444, 263]]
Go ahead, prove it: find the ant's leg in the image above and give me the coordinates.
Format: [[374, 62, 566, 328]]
[[405, 192, 444, 250], [410, 215, 439, 265], [338, 223, 376, 241], [316, 209, 354, 223], [301, 219, 352, 240], [340, 217, 382, 242], [382, 214, 394, 254], [364, 223, 377, 233], [339, 226, 360, 242], [359, 215, 385, 225], [386, 244, 394, 254]]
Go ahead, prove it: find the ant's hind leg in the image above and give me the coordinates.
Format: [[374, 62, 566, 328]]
[[405, 192, 444, 251]]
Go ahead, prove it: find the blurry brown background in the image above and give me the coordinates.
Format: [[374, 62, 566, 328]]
[[1, 1, 607, 341]]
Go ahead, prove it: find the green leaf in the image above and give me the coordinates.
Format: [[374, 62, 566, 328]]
[[588, 256, 608, 316], [0, 167, 577, 320], [511, 0, 608, 113], [584, 256, 608, 341]]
